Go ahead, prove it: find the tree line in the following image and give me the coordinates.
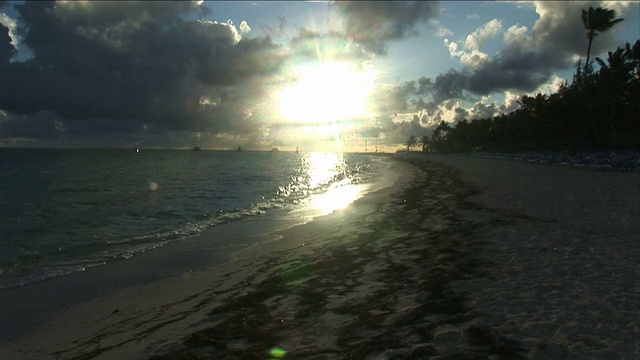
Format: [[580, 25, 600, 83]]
[[406, 6, 639, 153]]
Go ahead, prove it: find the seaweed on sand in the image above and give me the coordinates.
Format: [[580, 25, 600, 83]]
[[149, 159, 528, 359]]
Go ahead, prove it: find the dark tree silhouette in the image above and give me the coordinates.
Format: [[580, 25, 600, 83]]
[[581, 6, 623, 148], [582, 6, 623, 77], [407, 40, 640, 153], [405, 135, 418, 152], [419, 135, 429, 152]]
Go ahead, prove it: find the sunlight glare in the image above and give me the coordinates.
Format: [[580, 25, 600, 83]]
[[303, 152, 364, 215], [310, 180, 363, 215], [278, 62, 375, 124], [305, 152, 343, 188]]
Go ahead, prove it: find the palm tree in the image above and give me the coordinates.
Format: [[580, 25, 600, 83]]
[[582, 6, 623, 77], [595, 44, 635, 86], [626, 40, 640, 80], [419, 135, 430, 152], [595, 41, 640, 143], [405, 135, 417, 152], [581, 6, 623, 149]]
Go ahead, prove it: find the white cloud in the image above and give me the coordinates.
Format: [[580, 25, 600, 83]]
[[0, 13, 18, 46], [502, 91, 521, 114], [464, 19, 503, 51], [533, 75, 566, 95], [468, 95, 498, 120], [423, 99, 467, 125], [445, 39, 489, 70], [503, 24, 529, 48], [436, 27, 453, 38], [467, 13, 480, 20], [444, 19, 504, 70], [199, 19, 242, 43], [239, 20, 251, 34]]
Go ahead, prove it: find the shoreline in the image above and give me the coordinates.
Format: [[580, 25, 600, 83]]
[[0, 157, 414, 347], [0, 154, 405, 342], [1, 155, 638, 359]]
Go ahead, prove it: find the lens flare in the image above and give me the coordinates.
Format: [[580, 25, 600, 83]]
[[148, 181, 159, 191], [269, 347, 287, 358]]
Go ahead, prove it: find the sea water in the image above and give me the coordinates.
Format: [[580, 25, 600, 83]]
[[0, 148, 396, 289]]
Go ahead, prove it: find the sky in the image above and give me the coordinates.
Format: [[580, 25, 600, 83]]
[[0, 1, 638, 152]]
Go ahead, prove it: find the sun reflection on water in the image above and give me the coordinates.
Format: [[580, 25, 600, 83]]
[[303, 152, 364, 215]]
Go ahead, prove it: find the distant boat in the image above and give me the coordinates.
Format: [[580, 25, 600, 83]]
[[192, 146, 201, 151], [270, 148, 279, 152], [295, 147, 299, 154], [237, 146, 243, 152]]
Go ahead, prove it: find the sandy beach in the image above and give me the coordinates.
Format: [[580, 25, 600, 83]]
[[1, 154, 638, 359]]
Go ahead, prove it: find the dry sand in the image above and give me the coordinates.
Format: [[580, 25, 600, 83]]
[[423, 154, 639, 359], [1, 154, 638, 359]]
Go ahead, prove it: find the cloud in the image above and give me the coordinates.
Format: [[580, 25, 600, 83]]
[[369, 81, 418, 115], [433, 1, 632, 99], [444, 19, 502, 70], [0, 111, 63, 140], [464, 19, 502, 51], [467, 96, 499, 120], [288, 28, 372, 61], [373, 1, 633, 137], [500, 74, 566, 115], [445, 39, 490, 70], [419, 99, 468, 125], [503, 24, 529, 48], [0, 12, 16, 46], [332, 1, 440, 55], [377, 113, 433, 146], [0, 22, 13, 63], [0, 1, 287, 146], [239, 20, 251, 34], [436, 26, 453, 38], [420, 69, 469, 103], [1, 1, 634, 149]]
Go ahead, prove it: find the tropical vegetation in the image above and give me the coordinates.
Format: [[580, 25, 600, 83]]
[[409, 7, 638, 153]]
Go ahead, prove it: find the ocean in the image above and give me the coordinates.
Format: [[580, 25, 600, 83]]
[[0, 148, 397, 289]]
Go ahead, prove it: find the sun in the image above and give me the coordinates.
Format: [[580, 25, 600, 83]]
[[278, 62, 375, 124]]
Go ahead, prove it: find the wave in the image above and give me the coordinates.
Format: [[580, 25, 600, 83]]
[[0, 152, 391, 289]]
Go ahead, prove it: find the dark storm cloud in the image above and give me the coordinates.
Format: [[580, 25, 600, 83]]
[[416, 77, 432, 94], [0, 1, 286, 145], [370, 80, 417, 114], [0, 23, 13, 63], [427, 70, 468, 103], [467, 49, 555, 94], [0, 112, 61, 140], [414, 49, 556, 104], [530, 1, 625, 60], [332, 0, 440, 55]]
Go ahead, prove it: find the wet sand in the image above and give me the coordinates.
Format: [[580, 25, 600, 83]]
[[1, 154, 638, 359]]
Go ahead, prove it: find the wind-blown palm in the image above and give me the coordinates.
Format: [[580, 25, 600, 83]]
[[581, 6, 623, 149], [595, 44, 635, 86], [582, 6, 623, 76], [626, 40, 640, 80], [405, 135, 417, 152]]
